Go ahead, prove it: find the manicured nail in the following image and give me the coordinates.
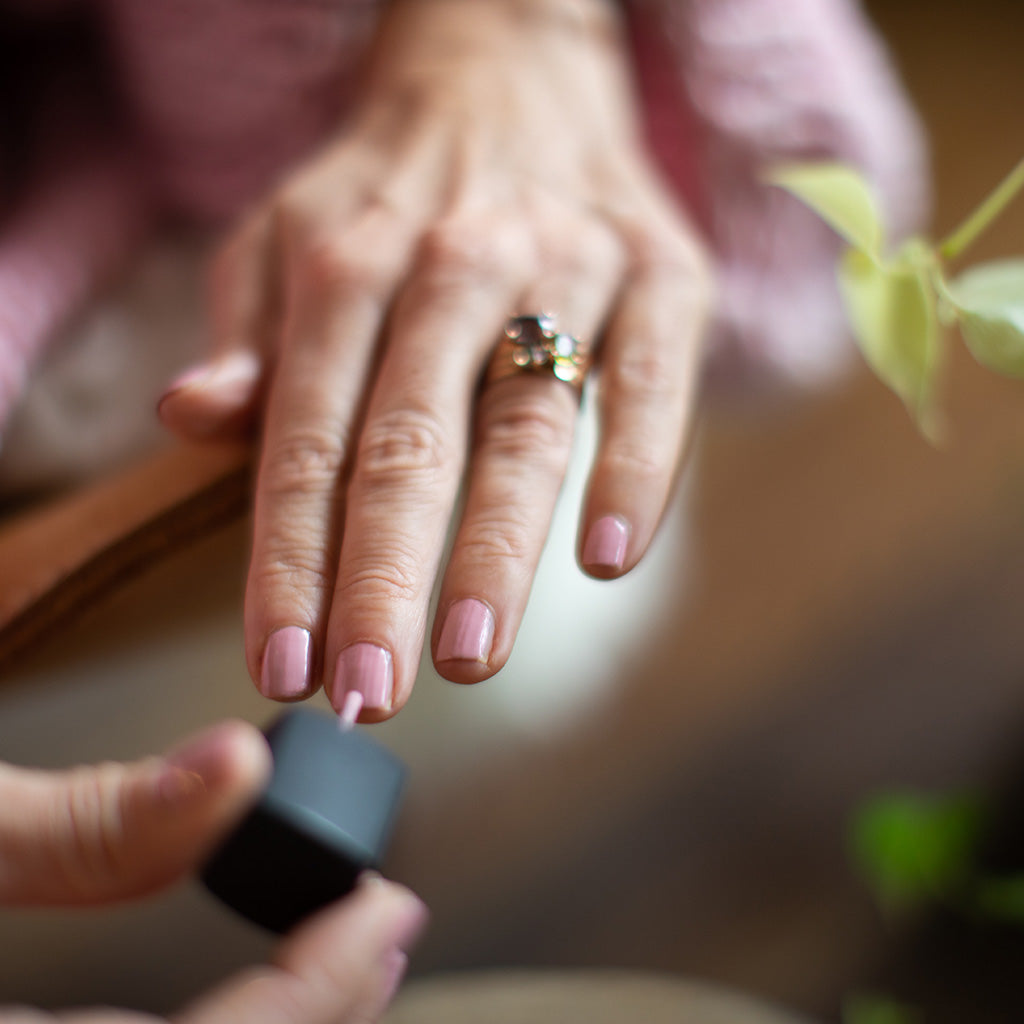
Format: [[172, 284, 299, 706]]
[[158, 351, 260, 407], [376, 949, 409, 1012], [385, 895, 429, 952], [582, 515, 629, 573], [260, 626, 312, 700], [436, 598, 494, 664], [333, 643, 393, 711], [158, 722, 237, 803]]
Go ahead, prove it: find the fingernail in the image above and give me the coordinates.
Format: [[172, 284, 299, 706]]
[[582, 515, 629, 573], [158, 722, 236, 803], [260, 626, 312, 700], [333, 643, 393, 711], [386, 895, 429, 952], [158, 351, 260, 406], [376, 949, 409, 1011], [436, 598, 494, 664]]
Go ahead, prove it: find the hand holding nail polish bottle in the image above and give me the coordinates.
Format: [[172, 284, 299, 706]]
[[201, 707, 407, 933]]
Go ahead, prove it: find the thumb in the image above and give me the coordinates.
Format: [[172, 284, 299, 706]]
[[0, 720, 271, 907], [157, 348, 264, 442]]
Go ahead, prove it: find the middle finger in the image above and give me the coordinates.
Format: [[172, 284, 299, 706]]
[[324, 214, 530, 720]]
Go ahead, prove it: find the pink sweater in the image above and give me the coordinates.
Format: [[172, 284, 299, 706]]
[[0, 0, 928, 428]]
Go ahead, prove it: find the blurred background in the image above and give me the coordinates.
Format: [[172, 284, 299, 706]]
[[1, 1, 1024, 1021]]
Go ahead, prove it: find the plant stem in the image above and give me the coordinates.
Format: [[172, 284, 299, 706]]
[[940, 157, 1024, 261]]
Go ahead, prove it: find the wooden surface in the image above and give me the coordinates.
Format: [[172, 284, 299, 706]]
[[0, 442, 250, 670]]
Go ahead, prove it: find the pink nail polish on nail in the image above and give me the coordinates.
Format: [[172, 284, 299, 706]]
[[333, 643, 393, 711], [386, 896, 429, 952], [159, 721, 238, 801], [377, 949, 409, 1010], [260, 626, 312, 700], [582, 515, 629, 573], [166, 362, 212, 393], [436, 598, 494, 663]]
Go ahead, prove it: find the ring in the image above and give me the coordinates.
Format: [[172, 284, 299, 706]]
[[484, 314, 591, 393]]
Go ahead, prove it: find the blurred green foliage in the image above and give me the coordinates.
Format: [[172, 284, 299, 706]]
[[850, 792, 988, 912], [769, 159, 1024, 441]]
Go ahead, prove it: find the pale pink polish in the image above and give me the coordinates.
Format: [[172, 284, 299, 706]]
[[333, 643, 393, 711], [260, 626, 312, 700], [436, 598, 494, 664], [582, 515, 629, 573], [338, 689, 365, 730], [158, 351, 260, 408], [376, 949, 409, 1011], [163, 362, 211, 394]]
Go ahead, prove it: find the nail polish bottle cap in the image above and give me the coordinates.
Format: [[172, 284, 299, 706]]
[[201, 707, 407, 933]]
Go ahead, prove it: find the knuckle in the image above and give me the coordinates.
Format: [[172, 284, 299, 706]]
[[296, 235, 394, 298], [265, 424, 347, 497], [629, 226, 712, 289], [251, 550, 335, 605], [339, 547, 422, 604], [417, 217, 522, 291], [603, 348, 682, 407], [483, 394, 573, 479], [601, 435, 670, 484], [545, 223, 622, 281], [459, 512, 535, 567], [357, 407, 452, 484], [56, 763, 128, 896]]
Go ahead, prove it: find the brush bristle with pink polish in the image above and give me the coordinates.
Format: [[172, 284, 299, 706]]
[[339, 690, 365, 730]]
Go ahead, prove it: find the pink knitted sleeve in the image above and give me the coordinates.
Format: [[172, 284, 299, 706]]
[[625, 0, 930, 392]]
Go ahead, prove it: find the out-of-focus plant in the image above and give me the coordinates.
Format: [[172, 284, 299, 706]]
[[768, 159, 1024, 441], [769, 160, 1024, 1022], [851, 790, 1024, 922], [842, 791, 1024, 1024], [843, 993, 922, 1024], [851, 792, 988, 914]]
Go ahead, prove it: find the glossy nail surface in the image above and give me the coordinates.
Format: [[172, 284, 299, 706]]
[[333, 643, 393, 711], [260, 626, 312, 700], [436, 598, 494, 664], [582, 515, 629, 574]]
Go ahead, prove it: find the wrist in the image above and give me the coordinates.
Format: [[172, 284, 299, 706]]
[[365, 0, 629, 117], [370, 0, 625, 76]]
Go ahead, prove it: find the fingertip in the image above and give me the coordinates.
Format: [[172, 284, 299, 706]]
[[162, 719, 271, 805], [433, 657, 499, 685], [259, 626, 315, 702], [580, 514, 630, 579], [157, 351, 263, 440]]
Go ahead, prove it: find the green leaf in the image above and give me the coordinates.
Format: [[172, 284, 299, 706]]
[[843, 994, 922, 1024], [974, 875, 1024, 925], [946, 259, 1024, 377], [850, 793, 988, 912], [839, 249, 940, 433], [767, 162, 884, 255]]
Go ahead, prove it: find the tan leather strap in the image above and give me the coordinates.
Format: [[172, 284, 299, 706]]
[[0, 442, 252, 674]]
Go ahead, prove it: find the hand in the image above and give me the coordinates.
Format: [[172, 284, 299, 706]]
[[0, 721, 427, 1024], [158, 0, 712, 718]]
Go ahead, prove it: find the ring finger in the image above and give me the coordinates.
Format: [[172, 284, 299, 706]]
[[431, 221, 624, 684]]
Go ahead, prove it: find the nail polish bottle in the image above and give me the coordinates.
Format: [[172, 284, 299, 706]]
[[201, 707, 407, 933]]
